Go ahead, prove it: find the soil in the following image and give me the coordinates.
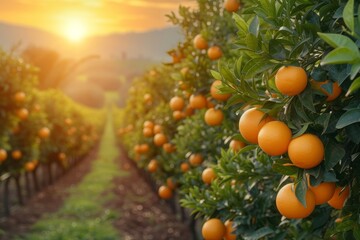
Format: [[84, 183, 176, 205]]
[[0, 146, 192, 240]]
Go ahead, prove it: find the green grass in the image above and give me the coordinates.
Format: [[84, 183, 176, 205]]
[[19, 110, 127, 240]]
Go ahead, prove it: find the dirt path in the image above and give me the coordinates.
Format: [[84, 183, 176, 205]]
[[0, 113, 191, 240]]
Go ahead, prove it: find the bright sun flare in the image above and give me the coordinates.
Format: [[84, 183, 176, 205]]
[[63, 18, 87, 43]]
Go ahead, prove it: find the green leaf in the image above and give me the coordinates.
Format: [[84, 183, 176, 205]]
[[272, 161, 298, 176], [343, 0, 354, 32], [244, 227, 274, 240], [347, 76, 360, 97], [295, 178, 308, 207], [318, 33, 359, 53], [325, 141, 346, 170], [292, 123, 310, 138], [321, 47, 360, 65], [336, 109, 360, 128], [249, 16, 259, 37], [354, 224, 360, 240], [299, 88, 316, 112], [269, 39, 287, 60], [350, 61, 360, 79], [210, 70, 222, 80]]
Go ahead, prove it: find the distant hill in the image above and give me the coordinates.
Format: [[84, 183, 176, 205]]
[[0, 22, 183, 61]]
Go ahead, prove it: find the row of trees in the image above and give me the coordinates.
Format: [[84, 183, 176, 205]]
[[117, 0, 359, 239]]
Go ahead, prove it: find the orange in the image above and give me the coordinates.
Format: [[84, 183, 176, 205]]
[[143, 127, 154, 137], [275, 66, 308, 96], [206, 97, 216, 108], [58, 152, 67, 161], [180, 162, 190, 172], [288, 134, 324, 169], [224, 220, 236, 240], [308, 181, 336, 205], [65, 118, 72, 125], [184, 105, 195, 117], [238, 108, 273, 144], [170, 96, 185, 111], [328, 186, 350, 209], [158, 185, 173, 199], [154, 133, 167, 146], [311, 80, 342, 101], [205, 108, 224, 126], [13, 91, 26, 103], [163, 143, 176, 153], [134, 144, 141, 154], [276, 183, 315, 219], [25, 161, 36, 172], [144, 93, 152, 103], [147, 159, 158, 173], [0, 149, 7, 162], [202, 167, 216, 184], [38, 127, 50, 139], [143, 120, 154, 129], [33, 103, 41, 112], [207, 46, 223, 60], [173, 110, 185, 120], [139, 143, 150, 154], [202, 218, 226, 240], [189, 94, 207, 109], [12, 150, 22, 160], [224, 0, 241, 12], [16, 108, 29, 120], [229, 139, 246, 153], [166, 177, 177, 190], [153, 124, 162, 134], [210, 80, 231, 101], [193, 34, 208, 50], [189, 153, 203, 166], [258, 121, 292, 156]]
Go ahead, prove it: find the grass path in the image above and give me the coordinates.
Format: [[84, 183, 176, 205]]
[[19, 110, 127, 240]]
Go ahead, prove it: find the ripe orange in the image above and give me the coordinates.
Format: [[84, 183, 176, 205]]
[[210, 80, 231, 101], [0, 149, 7, 162], [193, 34, 208, 50], [276, 183, 316, 219], [189, 94, 207, 109], [158, 185, 173, 199], [275, 66, 308, 96], [170, 96, 185, 111], [143, 127, 154, 137], [33, 103, 41, 112], [173, 110, 185, 120], [224, 0, 241, 12], [153, 124, 162, 134], [139, 143, 150, 154], [238, 108, 273, 144], [65, 118, 72, 125], [229, 139, 246, 153], [12, 150, 22, 160], [16, 108, 29, 120], [154, 133, 167, 146], [134, 144, 141, 154], [258, 121, 292, 156], [13, 91, 26, 103], [328, 186, 350, 209], [144, 93, 152, 103], [288, 134, 324, 169], [58, 152, 67, 161], [202, 167, 216, 184], [206, 97, 216, 108], [205, 108, 224, 126], [202, 218, 226, 240], [167, 177, 177, 190], [311, 80, 342, 101], [207, 46, 223, 60], [189, 153, 203, 166], [224, 220, 236, 240], [147, 159, 158, 173], [163, 143, 176, 153], [184, 105, 195, 117], [180, 162, 190, 172], [25, 161, 36, 172], [38, 127, 50, 139], [308, 181, 336, 205], [143, 120, 154, 129]]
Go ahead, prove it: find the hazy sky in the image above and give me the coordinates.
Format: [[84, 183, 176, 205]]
[[0, 0, 196, 41]]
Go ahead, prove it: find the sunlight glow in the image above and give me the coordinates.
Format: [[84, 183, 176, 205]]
[[63, 18, 87, 43]]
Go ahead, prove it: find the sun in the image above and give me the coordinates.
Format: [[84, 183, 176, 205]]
[[63, 18, 87, 43]]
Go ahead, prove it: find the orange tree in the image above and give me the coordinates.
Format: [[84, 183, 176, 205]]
[[117, 0, 360, 239]]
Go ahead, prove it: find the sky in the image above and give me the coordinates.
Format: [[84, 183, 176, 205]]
[[0, 0, 196, 42]]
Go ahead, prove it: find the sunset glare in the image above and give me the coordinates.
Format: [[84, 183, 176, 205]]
[[63, 18, 87, 43]]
